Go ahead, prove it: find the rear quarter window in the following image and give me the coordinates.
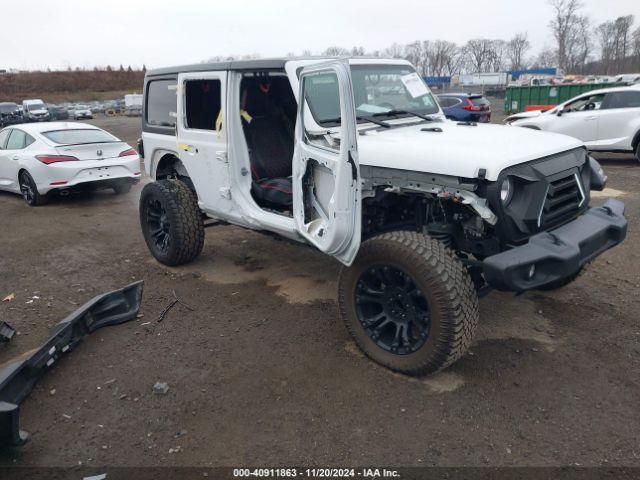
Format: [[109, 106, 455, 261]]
[[6, 129, 34, 149], [438, 97, 457, 108], [0, 129, 11, 149], [146, 79, 177, 128], [602, 91, 640, 109]]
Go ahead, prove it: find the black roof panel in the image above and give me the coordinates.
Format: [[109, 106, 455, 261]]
[[146, 58, 304, 77], [143, 56, 359, 77]]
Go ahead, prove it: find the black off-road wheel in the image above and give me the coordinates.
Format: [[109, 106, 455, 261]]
[[338, 231, 479, 376], [635, 141, 640, 163], [19, 171, 48, 206], [139, 179, 204, 266]]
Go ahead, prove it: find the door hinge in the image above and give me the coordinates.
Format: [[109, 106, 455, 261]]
[[219, 187, 231, 199], [216, 151, 228, 163]]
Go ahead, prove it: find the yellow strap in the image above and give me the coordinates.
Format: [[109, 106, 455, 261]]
[[240, 109, 252, 123], [215, 109, 223, 134]]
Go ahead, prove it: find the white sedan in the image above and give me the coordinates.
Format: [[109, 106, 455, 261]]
[[0, 122, 141, 206], [507, 84, 640, 161]]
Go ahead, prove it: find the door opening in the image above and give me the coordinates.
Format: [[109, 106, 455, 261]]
[[239, 71, 297, 213]]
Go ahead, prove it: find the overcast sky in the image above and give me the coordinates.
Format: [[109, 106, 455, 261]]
[[1, 0, 638, 71]]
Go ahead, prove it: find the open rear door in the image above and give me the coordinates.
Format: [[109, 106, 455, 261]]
[[293, 60, 361, 266]]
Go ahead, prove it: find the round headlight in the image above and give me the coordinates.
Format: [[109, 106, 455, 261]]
[[500, 178, 513, 205]]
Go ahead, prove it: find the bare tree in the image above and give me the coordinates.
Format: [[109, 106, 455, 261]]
[[487, 39, 508, 71], [548, 0, 584, 71], [429, 40, 462, 76], [595, 15, 634, 73], [531, 46, 558, 68], [382, 43, 405, 59], [462, 39, 506, 72], [567, 16, 592, 73], [634, 26, 640, 67], [464, 38, 494, 72], [507, 33, 531, 70], [597, 20, 617, 74], [322, 46, 350, 56], [404, 41, 428, 75], [613, 15, 634, 71]]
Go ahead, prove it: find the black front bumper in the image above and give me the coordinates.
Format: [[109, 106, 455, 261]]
[[483, 199, 627, 292]]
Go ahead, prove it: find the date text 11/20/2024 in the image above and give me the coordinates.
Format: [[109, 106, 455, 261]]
[[233, 468, 401, 478]]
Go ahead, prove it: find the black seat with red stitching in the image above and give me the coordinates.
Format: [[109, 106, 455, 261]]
[[242, 77, 295, 208], [242, 77, 295, 209]]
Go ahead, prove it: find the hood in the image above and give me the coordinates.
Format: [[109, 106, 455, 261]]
[[28, 109, 49, 115], [357, 120, 583, 181], [504, 110, 545, 123]]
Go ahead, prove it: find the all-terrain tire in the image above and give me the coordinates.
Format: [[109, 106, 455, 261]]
[[139, 179, 204, 266], [338, 231, 479, 376], [635, 141, 640, 163]]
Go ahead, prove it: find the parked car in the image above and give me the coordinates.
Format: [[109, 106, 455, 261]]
[[90, 103, 105, 114], [104, 100, 125, 113], [48, 105, 70, 121], [137, 57, 626, 376], [0, 102, 23, 127], [68, 104, 93, 120], [614, 73, 640, 84], [22, 99, 50, 122], [436, 93, 492, 122], [0, 122, 141, 205], [507, 84, 640, 161]]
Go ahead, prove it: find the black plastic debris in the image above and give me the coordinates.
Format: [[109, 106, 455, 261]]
[[0, 281, 143, 448], [0, 322, 15, 343]]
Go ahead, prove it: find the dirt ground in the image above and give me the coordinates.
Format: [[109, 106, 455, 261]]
[[0, 115, 639, 469]]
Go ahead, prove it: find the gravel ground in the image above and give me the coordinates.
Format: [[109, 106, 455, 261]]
[[0, 115, 639, 469]]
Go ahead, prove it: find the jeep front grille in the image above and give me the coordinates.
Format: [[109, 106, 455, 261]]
[[538, 172, 586, 228]]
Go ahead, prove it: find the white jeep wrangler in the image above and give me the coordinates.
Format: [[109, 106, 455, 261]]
[[138, 58, 627, 375]]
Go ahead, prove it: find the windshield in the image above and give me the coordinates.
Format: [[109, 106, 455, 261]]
[[0, 104, 19, 113], [304, 64, 440, 127], [42, 129, 118, 145], [27, 103, 46, 111]]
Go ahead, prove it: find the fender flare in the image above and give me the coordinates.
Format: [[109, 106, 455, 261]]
[[151, 150, 184, 179]]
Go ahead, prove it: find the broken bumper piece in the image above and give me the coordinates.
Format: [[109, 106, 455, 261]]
[[0, 322, 15, 343], [0, 281, 143, 448]]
